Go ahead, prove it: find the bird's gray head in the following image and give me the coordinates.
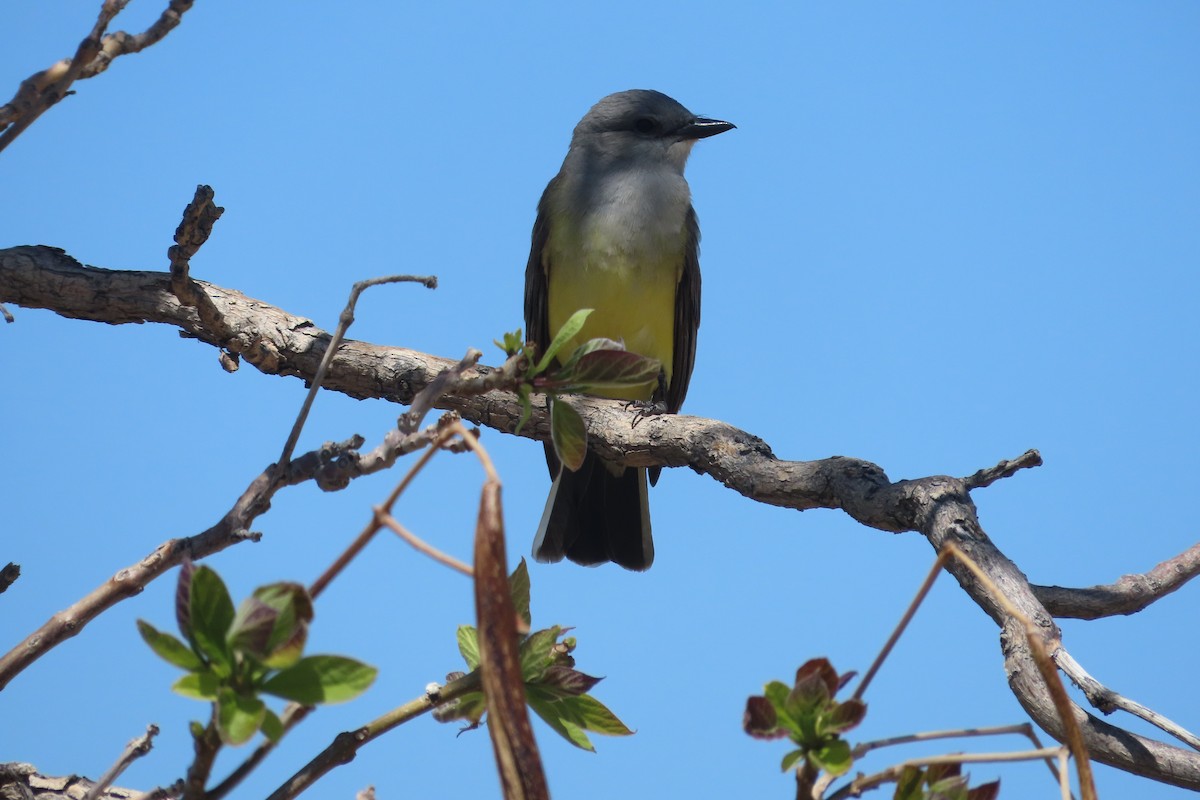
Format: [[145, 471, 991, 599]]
[[568, 89, 734, 173]]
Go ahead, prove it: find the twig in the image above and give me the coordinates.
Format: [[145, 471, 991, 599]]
[[942, 542, 1097, 800], [852, 723, 1072, 795], [831, 747, 1066, 800], [128, 780, 185, 800], [307, 420, 459, 599], [379, 511, 473, 577], [0, 0, 195, 154], [1033, 541, 1200, 619], [279, 273, 436, 466], [0, 303, 13, 323], [265, 671, 482, 800], [206, 704, 311, 800], [1054, 647, 1200, 751], [0, 562, 19, 594], [82, 724, 159, 800], [852, 550, 948, 702], [183, 710, 221, 800], [0, 434, 380, 691], [168, 185, 224, 296], [961, 448, 1043, 490]]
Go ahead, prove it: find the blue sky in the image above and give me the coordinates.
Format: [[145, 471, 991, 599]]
[[2, 2, 1198, 798]]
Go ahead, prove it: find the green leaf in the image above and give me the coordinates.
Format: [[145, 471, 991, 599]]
[[260, 708, 284, 743], [138, 619, 204, 670], [189, 566, 235, 671], [189, 720, 206, 740], [527, 689, 595, 752], [495, 328, 524, 357], [894, 765, 924, 800], [260, 655, 377, 704], [567, 349, 661, 393], [808, 738, 852, 777], [519, 626, 561, 682], [172, 670, 220, 700], [534, 308, 592, 374], [550, 399, 587, 472], [565, 693, 633, 737], [508, 559, 532, 628], [762, 680, 802, 738], [217, 688, 266, 746], [780, 748, 805, 772], [457, 625, 481, 670]]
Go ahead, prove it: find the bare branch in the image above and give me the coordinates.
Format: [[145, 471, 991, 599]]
[[0, 432, 396, 691], [83, 725, 159, 800], [1033, 541, 1200, 619], [265, 671, 482, 800], [280, 272, 437, 465], [1054, 648, 1200, 751], [962, 448, 1044, 489], [0, 562, 19, 594], [0, 0, 195, 154]]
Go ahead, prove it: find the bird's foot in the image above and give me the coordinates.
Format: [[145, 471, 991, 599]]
[[625, 399, 668, 428]]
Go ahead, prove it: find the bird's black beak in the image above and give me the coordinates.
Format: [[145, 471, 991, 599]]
[[679, 117, 736, 140]]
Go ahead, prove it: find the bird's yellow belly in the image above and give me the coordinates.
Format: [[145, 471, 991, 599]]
[[547, 256, 676, 401]]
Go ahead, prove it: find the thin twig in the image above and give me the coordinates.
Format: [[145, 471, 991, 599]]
[[0, 562, 19, 594], [307, 422, 459, 599], [379, 511, 473, 577], [0, 435, 372, 691], [82, 723, 159, 800], [961, 448, 1043, 490], [852, 722, 1072, 796], [265, 671, 482, 800], [0, 0, 195, 154], [279, 273, 436, 466], [0, 303, 13, 323], [942, 542, 1097, 800], [207, 705, 311, 800], [852, 550, 949, 701], [1054, 648, 1200, 751], [1033, 541, 1200, 620], [832, 747, 1065, 799]]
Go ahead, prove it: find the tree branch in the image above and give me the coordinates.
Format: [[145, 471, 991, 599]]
[[0, 0, 195, 154], [3, 246, 1200, 789], [1032, 541, 1200, 620]]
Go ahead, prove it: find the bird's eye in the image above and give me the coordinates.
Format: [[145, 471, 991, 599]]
[[633, 117, 657, 134]]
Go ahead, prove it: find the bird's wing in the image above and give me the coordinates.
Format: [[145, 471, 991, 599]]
[[525, 180, 560, 478], [667, 205, 702, 414], [523, 181, 555, 356]]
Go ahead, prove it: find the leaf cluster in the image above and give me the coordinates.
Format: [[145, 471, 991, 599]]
[[434, 560, 632, 751], [497, 309, 662, 471], [894, 763, 1000, 800], [138, 560, 377, 745], [743, 658, 866, 777]]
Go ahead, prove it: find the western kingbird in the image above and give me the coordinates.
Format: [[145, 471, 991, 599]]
[[524, 89, 734, 570]]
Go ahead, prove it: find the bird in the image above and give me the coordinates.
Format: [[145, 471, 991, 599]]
[[524, 89, 734, 570]]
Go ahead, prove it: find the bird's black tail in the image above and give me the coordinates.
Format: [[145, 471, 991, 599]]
[[533, 451, 654, 571]]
